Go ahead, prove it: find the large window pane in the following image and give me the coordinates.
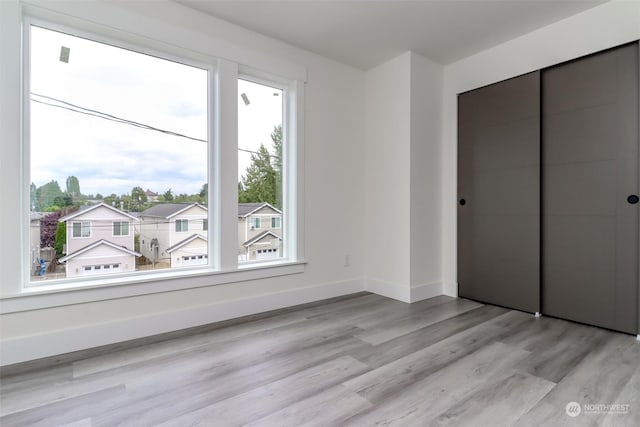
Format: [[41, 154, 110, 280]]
[[237, 79, 284, 262], [29, 25, 209, 281]]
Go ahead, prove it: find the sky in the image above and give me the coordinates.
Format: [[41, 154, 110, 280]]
[[30, 25, 282, 200]]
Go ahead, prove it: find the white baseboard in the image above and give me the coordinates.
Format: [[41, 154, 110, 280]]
[[410, 281, 443, 302], [0, 278, 365, 366], [442, 280, 458, 297], [365, 278, 443, 303], [365, 278, 411, 303]]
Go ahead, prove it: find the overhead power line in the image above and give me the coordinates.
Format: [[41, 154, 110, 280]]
[[31, 93, 207, 143], [30, 92, 281, 159]]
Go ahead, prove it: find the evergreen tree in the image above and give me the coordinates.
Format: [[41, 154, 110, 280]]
[[36, 180, 64, 211], [238, 125, 283, 208], [271, 125, 283, 209], [238, 144, 276, 205], [65, 176, 81, 198], [54, 222, 66, 256]]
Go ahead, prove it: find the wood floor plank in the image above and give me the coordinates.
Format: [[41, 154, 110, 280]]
[[516, 333, 640, 427], [343, 313, 515, 403], [513, 322, 609, 383], [354, 298, 483, 345], [157, 356, 369, 426], [72, 311, 308, 377], [601, 364, 640, 427], [308, 295, 456, 333], [351, 304, 508, 369], [343, 341, 531, 425], [91, 335, 370, 426], [0, 385, 125, 427], [245, 384, 373, 427], [430, 372, 555, 426]]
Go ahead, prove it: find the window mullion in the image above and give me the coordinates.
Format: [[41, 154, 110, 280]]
[[215, 59, 239, 271]]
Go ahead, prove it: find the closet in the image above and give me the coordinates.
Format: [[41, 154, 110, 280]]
[[457, 42, 639, 334]]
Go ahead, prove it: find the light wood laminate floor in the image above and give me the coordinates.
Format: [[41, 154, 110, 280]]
[[1, 293, 639, 426]]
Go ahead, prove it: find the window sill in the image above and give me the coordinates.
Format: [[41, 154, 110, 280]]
[[0, 261, 306, 314]]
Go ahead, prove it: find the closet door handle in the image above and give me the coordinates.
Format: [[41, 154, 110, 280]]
[[459, 198, 466, 206], [627, 195, 639, 204]]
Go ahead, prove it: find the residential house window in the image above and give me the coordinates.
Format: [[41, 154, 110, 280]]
[[113, 221, 129, 236], [175, 219, 189, 232], [72, 221, 90, 238], [271, 217, 281, 228], [16, 10, 303, 294]]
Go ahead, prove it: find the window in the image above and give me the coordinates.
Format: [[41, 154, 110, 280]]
[[113, 221, 129, 236], [15, 11, 303, 295], [72, 221, 90, 238], [238, 79, 285, 262], [175, 219, 189, 232], [27, 23, 208, 282]]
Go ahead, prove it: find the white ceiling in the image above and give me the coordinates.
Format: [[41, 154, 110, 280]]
[[177, 0, 607, 70]]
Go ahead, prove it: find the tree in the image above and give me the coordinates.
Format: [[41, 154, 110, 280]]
[[65, 175, 81, 198], [54, 222, 66, 256], [130, 186, 147, 211], [53, 195, 73, 208], [40, 207, 76, 248], [271, 125, 283, 209], [238, 144, 276, 205], [163, 189, 174, 201], [131, 186, 147, 204], [104, 193, 119, 208], [36, 180, 63, 211], [95, 193, 104, 200], [199, 183, 208, 200], [238, 125, 283, 208]]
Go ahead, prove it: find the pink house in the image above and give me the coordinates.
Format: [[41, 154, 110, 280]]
[[59, 202, 141, 277]]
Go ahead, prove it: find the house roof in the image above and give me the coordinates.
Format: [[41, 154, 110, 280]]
[[166, 234, 208, 253], [145, 189, 158, 196], [140, 203, 207, 219], [30, 212, 44, 221], [59, 202, 138, 222], [59, 239, 141, 263], [238, 202, 281, 218], [243, 230, 282, 247]]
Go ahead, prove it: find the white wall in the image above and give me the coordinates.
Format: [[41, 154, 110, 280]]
[[0, 0, 366, 365], [363, 52, 411, 299], [409, 53, 443, 297], [363, 52, 444, 302], [441, 0, 640, 296]]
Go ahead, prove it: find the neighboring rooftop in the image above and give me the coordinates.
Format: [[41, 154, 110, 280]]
[[139, 203, 206, 219]]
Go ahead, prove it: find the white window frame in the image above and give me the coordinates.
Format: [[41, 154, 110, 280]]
[[71, 221, 91, 239], [112, 221, 129, 237], [252, 217, 261, 229], [175, 219, 189, 233], [271, 217, 281, 228], [0, 2, 305, 313]]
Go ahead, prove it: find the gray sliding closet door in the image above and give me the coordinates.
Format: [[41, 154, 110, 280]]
[[542, 43, 639, 334], [458, 72, 541, 313]]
